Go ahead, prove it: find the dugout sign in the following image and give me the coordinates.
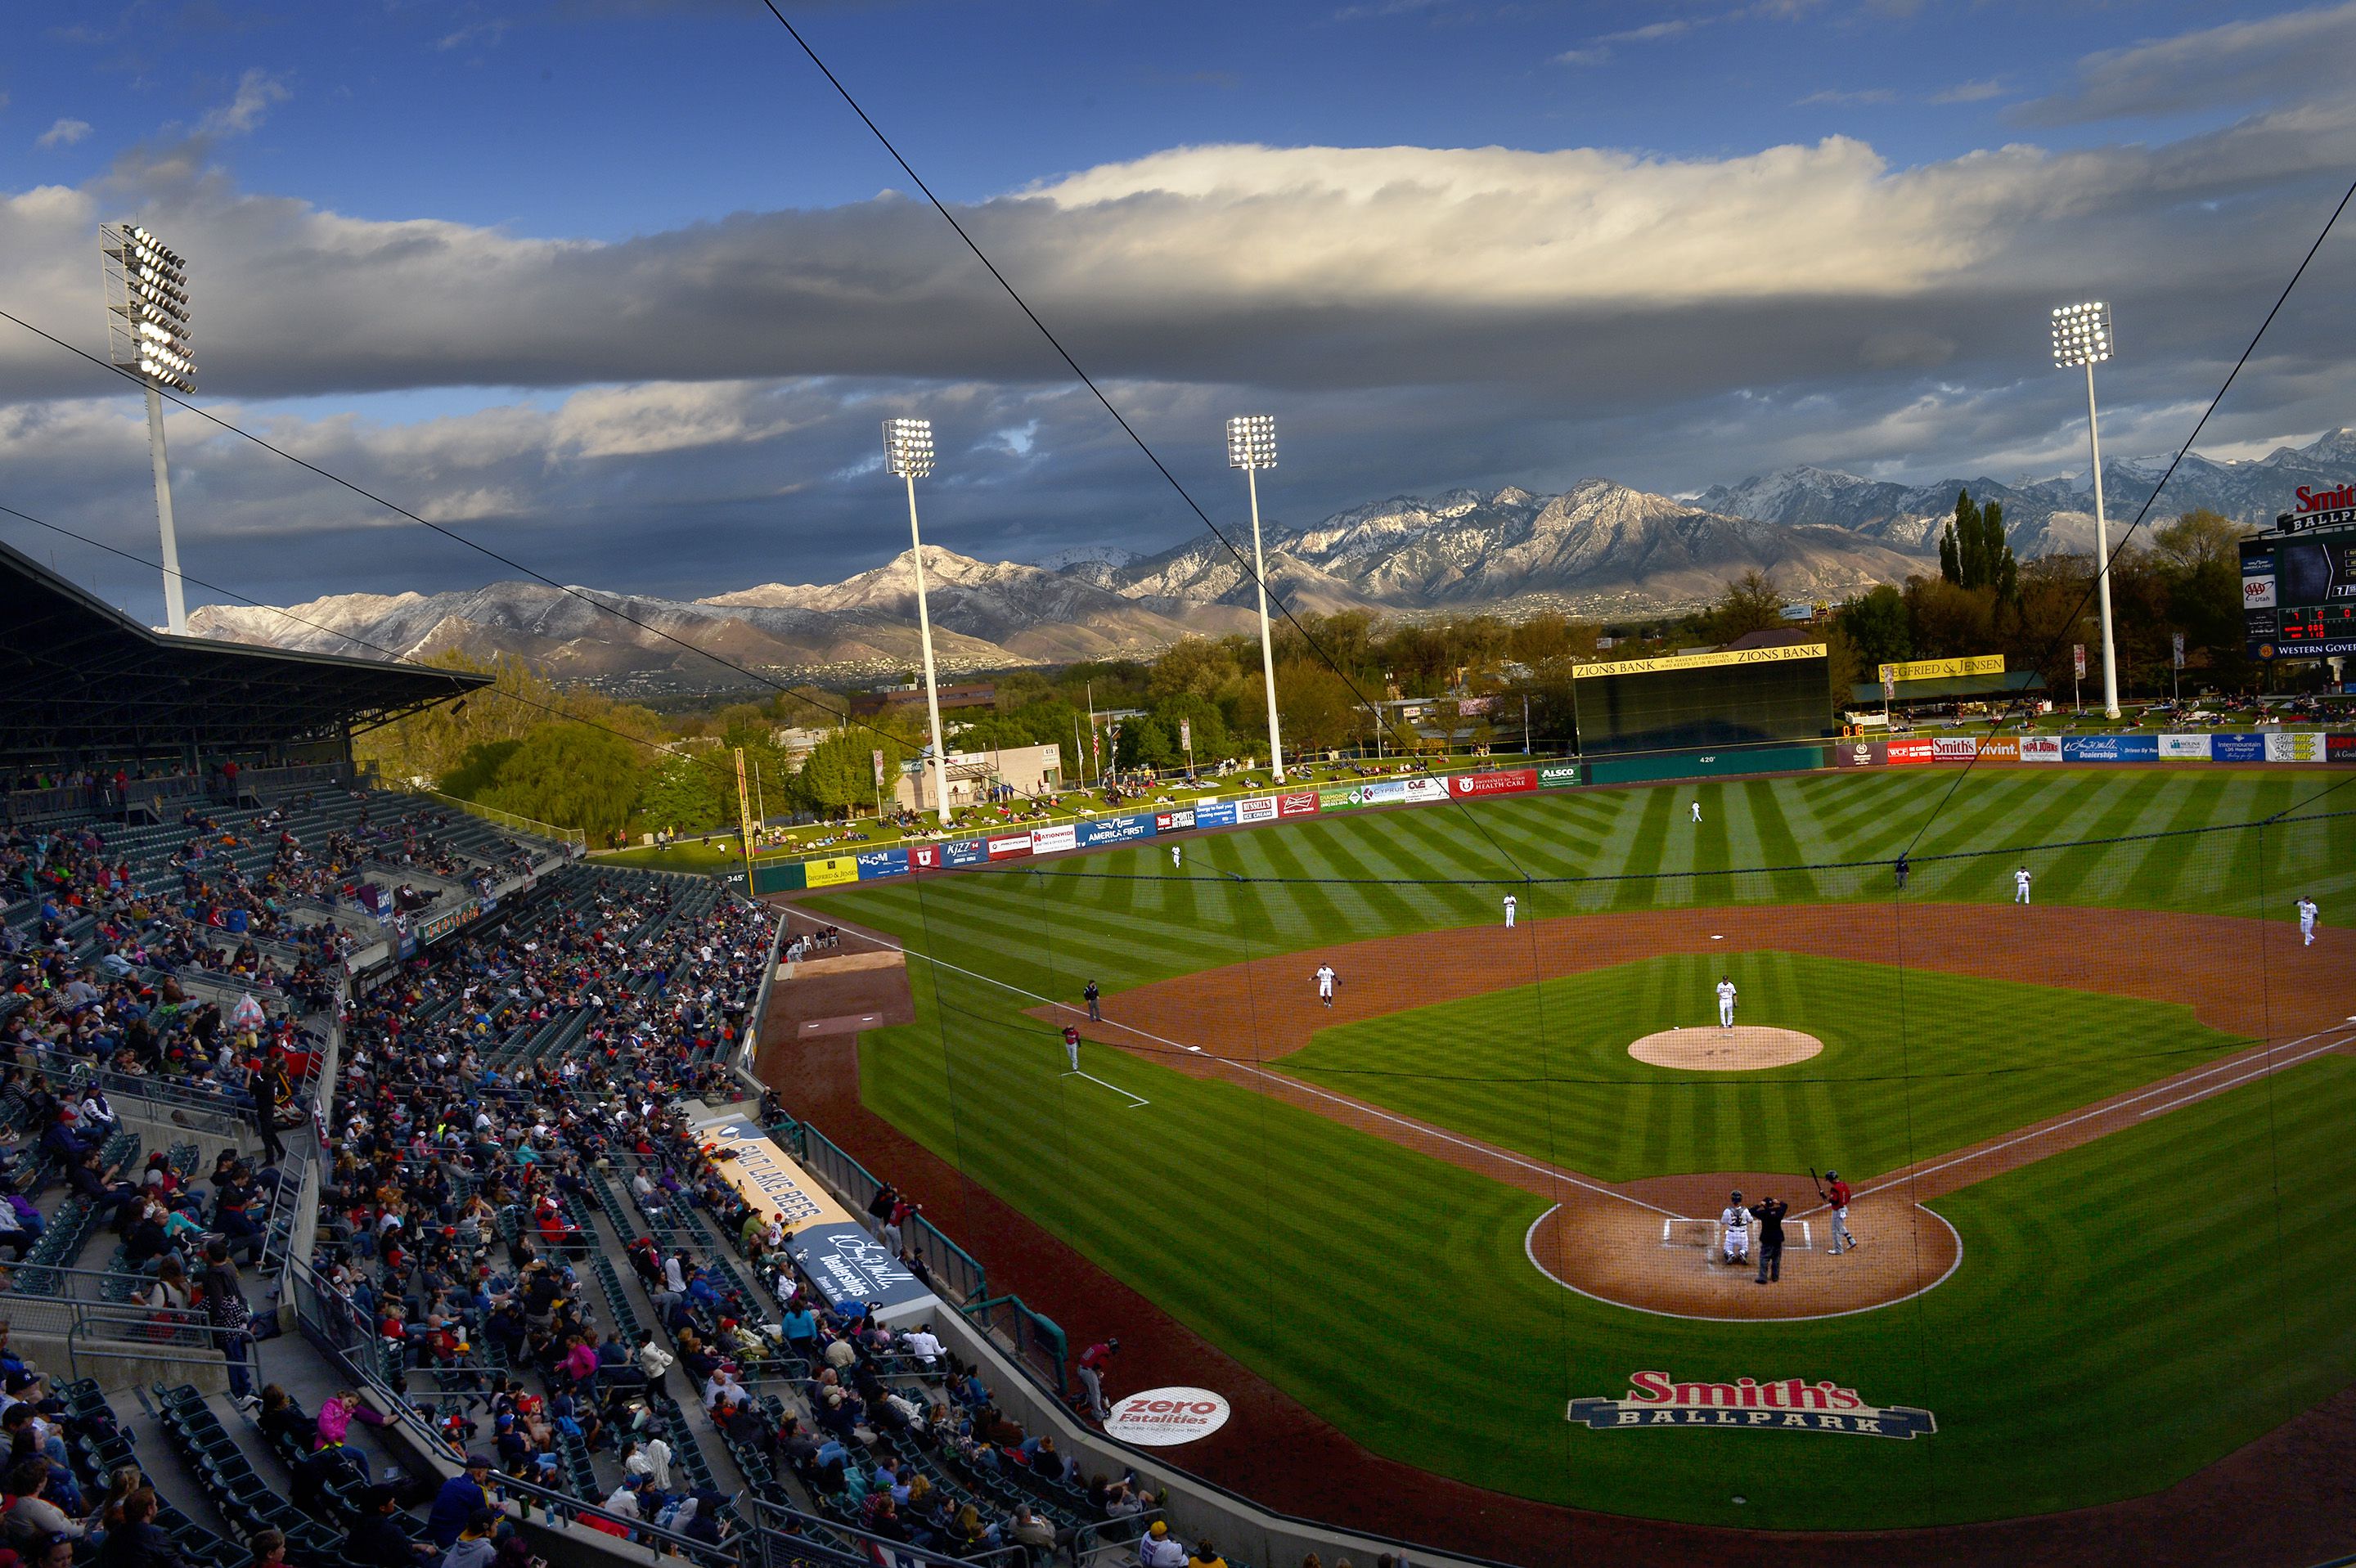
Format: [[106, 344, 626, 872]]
[[1568, 1372, 1936, 1440]]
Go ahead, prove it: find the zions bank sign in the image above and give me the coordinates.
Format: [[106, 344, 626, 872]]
[[1567, 1372, 1936, 1440]]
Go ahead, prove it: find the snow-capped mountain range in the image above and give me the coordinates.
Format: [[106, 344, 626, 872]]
[[187, 429, 2356, 692]]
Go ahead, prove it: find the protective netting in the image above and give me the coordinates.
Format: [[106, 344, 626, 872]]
[[786, 766, 2356, 1561]]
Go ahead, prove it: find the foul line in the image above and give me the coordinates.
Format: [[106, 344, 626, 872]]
[[1062, 1070, 1149, 1108], [1830, 1026, 2356, 1211], [869, 935, 1679, 1218]]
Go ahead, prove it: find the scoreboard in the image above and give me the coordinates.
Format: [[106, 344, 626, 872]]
[[2243, 527, 2356, 660]]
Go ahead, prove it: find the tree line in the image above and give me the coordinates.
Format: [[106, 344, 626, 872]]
[[354, 504, 2272, 839]]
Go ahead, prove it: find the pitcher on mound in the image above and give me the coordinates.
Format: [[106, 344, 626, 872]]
[[1715, 975, 1737, 1030]]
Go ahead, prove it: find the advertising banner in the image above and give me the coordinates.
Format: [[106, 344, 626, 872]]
[[1886, 738, 1936, 766], [1317, 784, 1364, 810], [1450, 767, 1539, 797], [691, 1114, 857, 1231], [911, 840, 984, 870], [2212, 733, 2266, 762], [1401, 776, 1451, 803], [1931, 736, 1981, 762], [1539, 762, 1582, 788], [1976, 736, 2021, 762], [986, 833, 1033, 860], [794, 1221, 937, 1318], [2265, 731, 2327, 762], [1362, 779, 1410, 805], [2062, 735, 2160, 762], [804, 856, 860, 887], [1153, 809, 1197, 832], [1193, 799, 1239, 829], [1573, 643, 1826, 679], [2330, 734, 2356, 761], [1278, 791, 1321, 818], [2158, 734, 2213, 761], [2021, 735, 2064, 762], [1833, 739, 1886, 767], [1878, 654, 2005, 684], [856, 848, 910, 881], [1103, 1387, 1233, 1448], [1234, 796, 1280, 824], [1077, 813, 1156, 847], [1030, 824, 1078, 855]]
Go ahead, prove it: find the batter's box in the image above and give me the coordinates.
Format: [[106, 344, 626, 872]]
[[1660, 1217, 1813, 1253]]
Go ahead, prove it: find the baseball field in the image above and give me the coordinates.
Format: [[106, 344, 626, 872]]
[[786, 766, 2356, 1535]]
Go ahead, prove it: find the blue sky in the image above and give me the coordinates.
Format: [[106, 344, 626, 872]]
[[2, 0, 2354, 617]]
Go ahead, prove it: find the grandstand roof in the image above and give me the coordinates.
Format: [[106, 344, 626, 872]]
[[0, 538, 488, 761]]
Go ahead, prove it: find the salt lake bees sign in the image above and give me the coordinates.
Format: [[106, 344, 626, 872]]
[[1567, 1372, 1935, 1440]]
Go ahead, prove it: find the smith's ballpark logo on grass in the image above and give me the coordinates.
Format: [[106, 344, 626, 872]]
[[1567, 1372, 1936, 1440]]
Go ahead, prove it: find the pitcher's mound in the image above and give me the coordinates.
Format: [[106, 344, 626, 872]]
[[1630, 1026, 1823, 1071]]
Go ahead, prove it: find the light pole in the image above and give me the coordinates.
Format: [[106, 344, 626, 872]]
[[99, 222, 196, 633], [882, 417, 955, 831], [1226, 414, 1286, 783], [2052, 302, 2120, 720]]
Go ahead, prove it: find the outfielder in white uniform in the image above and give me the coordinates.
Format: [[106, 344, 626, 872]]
[[2014, 866, 2032, 905], [1715, 976, 1737, 1030], [1314, 964, 1337, 1007], [2298, 896, 2318, 946], [1171, 843, 1182, 869], [1720, 1192, 1751, 1265], [1503, 894, 1517, 929], [1691, 800, 1702, 824]]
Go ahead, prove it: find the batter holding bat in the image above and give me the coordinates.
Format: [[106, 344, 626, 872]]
[[1814, 1167, 1860, 1254]]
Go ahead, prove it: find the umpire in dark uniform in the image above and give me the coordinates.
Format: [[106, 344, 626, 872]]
[[1750, 1195, 1789, 1285]]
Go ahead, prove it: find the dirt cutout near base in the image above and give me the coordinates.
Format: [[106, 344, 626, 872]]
[[767, 891, 2356, 1568], [1630, 1025, 1823, 1070]]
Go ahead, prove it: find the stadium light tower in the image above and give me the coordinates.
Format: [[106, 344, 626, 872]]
[[882, 417, 955, 831], [1226, 413, 1287, 783], [99, 222, 198, 634], [2052, 301, 2120, 720]]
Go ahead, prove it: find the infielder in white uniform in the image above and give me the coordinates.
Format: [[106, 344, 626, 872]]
[[1715, 975, 1738, 1030], [2014, 866, 2032, 905], [1314, 964, 1337, 1007], [2298, 895, 2318, 946], [1503, 894, 1517, 929], [1720, 1191, 1751, 1265]]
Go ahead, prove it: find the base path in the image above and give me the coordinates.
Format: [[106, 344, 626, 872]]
[[1070, 904, 2353, 1323], [768, 892, 2356, 1567]]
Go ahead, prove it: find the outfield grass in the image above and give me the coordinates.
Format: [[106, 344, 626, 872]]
[[1277, 953, 2253, 1182], [805, 768, 2356, 1528]]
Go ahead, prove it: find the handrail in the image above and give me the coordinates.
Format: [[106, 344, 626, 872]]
[[398, 784, 587, 851]]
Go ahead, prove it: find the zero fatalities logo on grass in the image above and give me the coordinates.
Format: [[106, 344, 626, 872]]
[[1103, 1387, 1231, 1447], [1567, 1373, 1936, 1440]]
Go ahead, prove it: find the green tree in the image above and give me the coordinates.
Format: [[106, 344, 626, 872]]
[[483, 724, 643, 838], [635, 752, 726, 834], [1703, 569, 1787, 645], [799, 726, 916, 819], [1836, 586, 1911, 672], [1275, 660, 1363, 753], [436, 739, 521, 802], [1953, 492, 1985, 590]]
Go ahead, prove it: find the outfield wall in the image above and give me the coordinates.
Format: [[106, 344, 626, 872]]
[[749, 731, 2349, 893]]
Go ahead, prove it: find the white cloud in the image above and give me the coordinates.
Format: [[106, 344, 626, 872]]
[[1797, 88, 1898, 106], [1598, 20, 1693, 43], [1554, 47, 1610, 65], [36, 119, 91, 150], [197, 69, 290, 139], [1929, 79, 2006, 106], [2019, 1, 2356, 125]]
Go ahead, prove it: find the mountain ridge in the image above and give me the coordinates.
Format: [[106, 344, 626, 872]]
[[186, 429, 2356, 693]]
